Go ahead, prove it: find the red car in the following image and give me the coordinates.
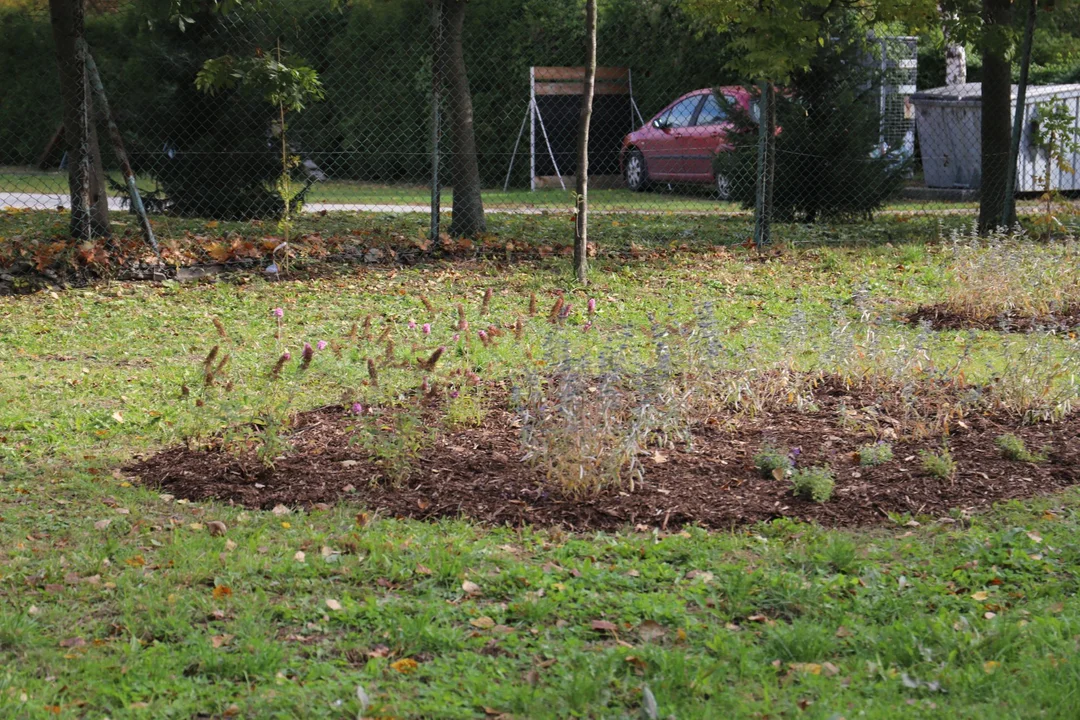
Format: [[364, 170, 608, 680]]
[[620, 86, 756, 198]]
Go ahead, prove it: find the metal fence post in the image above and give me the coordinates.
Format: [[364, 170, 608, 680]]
[[430, 0, 442, 246]]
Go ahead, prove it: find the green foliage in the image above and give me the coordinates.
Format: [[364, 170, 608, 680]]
[[196, 53, 325, 112], [713, 28, 910, 222], [353, 408, 432, 486], [685, 0, 937, 82], [995, 434, 1047, 463], [754, 444, 792, 479], [857, 441, 894, 466], [1032, 99, 1080, 176], [920, 447, 956, 479], [790, 465, 835, 502]]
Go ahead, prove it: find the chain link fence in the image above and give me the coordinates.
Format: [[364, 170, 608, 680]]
[[2, 0, 1078, 247]]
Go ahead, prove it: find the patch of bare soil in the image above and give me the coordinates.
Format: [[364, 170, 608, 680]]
[[908, 304, 1080, 333], [127, 381, 1080, 531]]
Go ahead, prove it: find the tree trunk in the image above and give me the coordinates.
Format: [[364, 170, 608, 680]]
[[440, 0, 485, 238], [977, 0, 1013, 234], [49, 0, 109, 239], [573, 0, 597, 284]]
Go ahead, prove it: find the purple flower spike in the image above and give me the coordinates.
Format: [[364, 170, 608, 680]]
[[422, 323, 431, 335], [272, 307, 284, 318], [408, 320, 417, 330], [316, 340, 328, 351], [450, 390, 460, 399], [282, 351, 291, 361], [587, 298, 597, 315], [453, 334, 460, 342], [582, 322, 593, 332], [351, 402, 364, 415]]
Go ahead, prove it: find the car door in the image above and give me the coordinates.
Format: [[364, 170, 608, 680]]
[[683, 92, 733, 179], [646, 95, 704, 178]]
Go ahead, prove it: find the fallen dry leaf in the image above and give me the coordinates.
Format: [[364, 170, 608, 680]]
[[271, 504, 291, 516], [971, 591, 989, 601], [590, 619, 618, 633], [212, 585, 232, 599], [294, 551, 306, 563], [59, 637, 86, 648], [461, 580, 481, 595], [211, 634, 234, 648], [94, 519, 111, 531], [207, 521, 227, 537], [469, 616, 495, 629], [325, 599, 342, 611], [637, 620, 667, 642], [390, 658, 418, 674]]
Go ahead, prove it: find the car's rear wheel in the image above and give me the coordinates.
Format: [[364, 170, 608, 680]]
[[714, 173, 732, 201], [624, 148, 649, 192]]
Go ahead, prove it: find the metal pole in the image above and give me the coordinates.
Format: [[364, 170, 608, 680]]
[[753, 80, 769, 251], [82, 42, 159, 258], [503, 104, 530, 192], [529, 66, 536, 192], [430, 0, 442, 245], [534, 99, 566, 190], [1002, 0, 1036, 229]]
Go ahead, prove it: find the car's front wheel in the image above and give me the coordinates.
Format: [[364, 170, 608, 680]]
[[624, 148, 649, 192]]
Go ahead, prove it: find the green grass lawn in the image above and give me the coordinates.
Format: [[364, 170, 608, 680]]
[[3, 239, 1080, 718], [9, 165, 1073, 217]]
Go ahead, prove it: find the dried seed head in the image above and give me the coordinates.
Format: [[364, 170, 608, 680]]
[[549, 297, 564, 323], [480, 288, 493, 315], [422, 346, 445, 371], [528, 292, 537, 316], [362, 314, 373, 340], [203, 345, 220, 368], [420, 294, 435, 314], [514, 316, 524, 340], [384, 338, 395, 360], [212, 317, 227, 339], [347, 322, 358, 341], [377, 325, 392, 343], [457, 303, 466, 322], [271, 352, 290, 378], [367, 358, 379, 386]]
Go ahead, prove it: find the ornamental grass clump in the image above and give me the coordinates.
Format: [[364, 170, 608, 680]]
[[754, 444, 793, 479], [857, 441, 893, 467], [791, 466, 835, 503], [995, 433, 1047, 463]]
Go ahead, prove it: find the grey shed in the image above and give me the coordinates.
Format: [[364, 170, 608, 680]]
[[911, 83, 1080, 192]]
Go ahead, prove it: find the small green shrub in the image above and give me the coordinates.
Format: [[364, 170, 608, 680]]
[[920, 448, 956, 479], [791, 466, 835, 503], [857, 441, 894, 467], [995, 434, 1047, 463], [754, 444, 793, 479], [445, 388, 487, 428]]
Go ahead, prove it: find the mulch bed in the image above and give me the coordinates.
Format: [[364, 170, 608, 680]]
[[908, 303, 1080, 333], [126, 380, 1080, 531]]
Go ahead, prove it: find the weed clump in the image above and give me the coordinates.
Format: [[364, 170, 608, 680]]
[[920, 448, 956, 479], [995, 434, 1047, 463], [754, 444, 793, 479], [857, 442, 894, 467], [791, 466, 835, 503]]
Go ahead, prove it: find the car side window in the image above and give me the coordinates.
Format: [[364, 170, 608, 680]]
[[667, 96, 703, 128], [695, 94, 727, 126]]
